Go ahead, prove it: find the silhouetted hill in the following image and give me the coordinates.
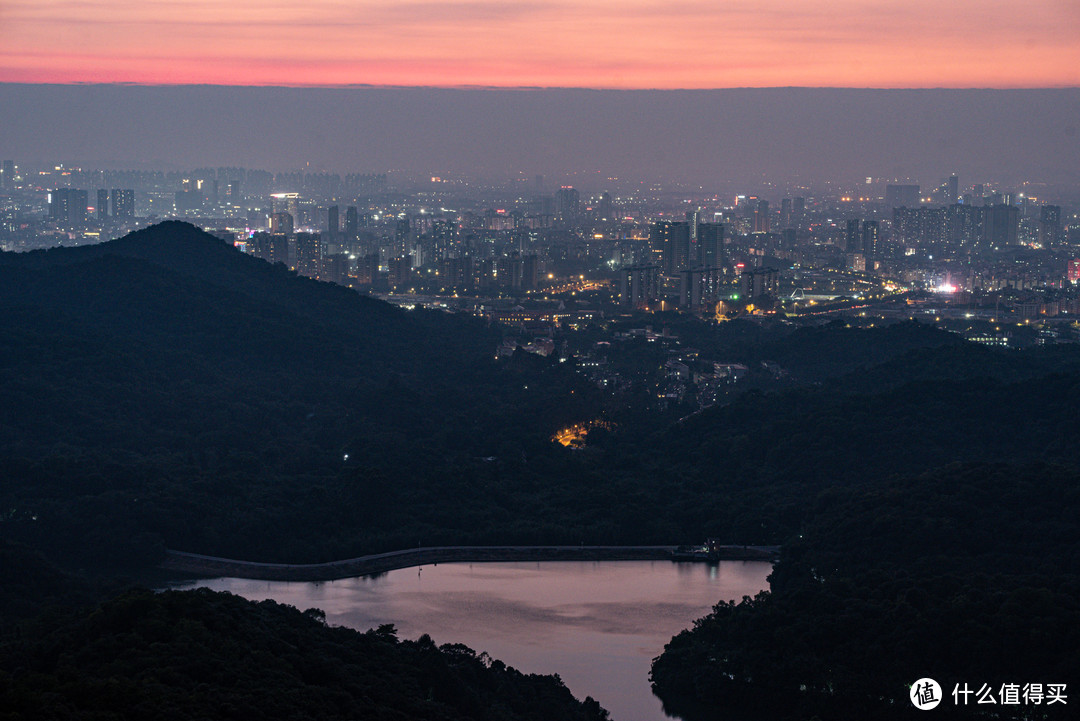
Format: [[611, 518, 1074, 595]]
[[0, 222, 599, 570], [650, 462, 1080, 720], [0, 588, 610, 721]]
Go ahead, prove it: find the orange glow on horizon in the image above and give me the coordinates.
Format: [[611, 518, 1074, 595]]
[[1, 0, 1078, 88]]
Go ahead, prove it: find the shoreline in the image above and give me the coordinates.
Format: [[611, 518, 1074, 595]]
[[161, 545, 779, 582]]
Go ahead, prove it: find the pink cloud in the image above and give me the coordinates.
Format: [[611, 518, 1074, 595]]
[[0, 0, 1077, 87]]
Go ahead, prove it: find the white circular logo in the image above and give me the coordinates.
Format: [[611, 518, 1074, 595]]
[[911, 678, 942, 710]]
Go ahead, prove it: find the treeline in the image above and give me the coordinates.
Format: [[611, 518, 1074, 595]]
[[0, 588, 610, 721]]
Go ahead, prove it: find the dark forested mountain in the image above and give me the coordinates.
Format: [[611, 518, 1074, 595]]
[[650, 462, 1080, 720], [0, 222, 600, 569], [0, 588, 609, 721]]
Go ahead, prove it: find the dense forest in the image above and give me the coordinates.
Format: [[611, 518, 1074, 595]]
[[0, 588, 609, 721], [650, 462, 1080, 720], [4, 222, 1079, 719]]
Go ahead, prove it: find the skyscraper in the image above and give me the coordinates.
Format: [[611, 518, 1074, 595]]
[[295, 232, 322, 278], [621, 266, 660, 309], [555, 187, 580, 222], [985, 204, 1019, 247], [754, 200, 770, 233], [327, 205, 339, 235], [50, 188, 88, 226], [697, 222, 724, 269], [345, 206, 359, 238], [97, 189, 110, 221], [780, 198, 792, 228], [652, 221, 691, 275], [845, 218, 862, 254], [1, 160, 13, 190], [111, 189, 135, 219], [862, 220, 880, 259], [269, 212, 294, 235], [1039, 205, 1062, 248]]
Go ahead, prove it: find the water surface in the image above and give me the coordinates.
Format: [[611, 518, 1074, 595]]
[[174, 560, 771, 721]]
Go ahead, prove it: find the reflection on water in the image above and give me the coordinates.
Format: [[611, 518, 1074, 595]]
[[172, 560, 771, 721]]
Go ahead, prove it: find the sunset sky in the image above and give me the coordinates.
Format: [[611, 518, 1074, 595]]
[[1, 0, 1078, 88]]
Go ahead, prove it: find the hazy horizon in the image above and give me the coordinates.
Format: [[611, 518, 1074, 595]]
[[3, 84, 1079, 191]]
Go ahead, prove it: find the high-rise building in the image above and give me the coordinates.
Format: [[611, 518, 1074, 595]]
[[322, 253, 351, 286], [738, 267, 780, 300], [111, 189, 135, 219], [598, 192, 614, 221], [845, 219, 862, 254], [97, 189, 110, 221], [697, 223, 725, 269], [1039, 205, 1062, 248], [985, 204, 1019, 247], [269, 212, 294, 235], [793, 196, 806, 221], [652, 221, 691, 275], [252, 232, 289, 266], [345, 206, 359, 238], [620, 266, 660, 309], [1, 160, 13, 190], [394, 215, 411, 256], [780, 198, 792, 228], [754, 200, 771, 233], [327, 205, 339, 235], [680, 267, 724, 310], [226, 180, 242, 203], [389, 255, 412, 288], [294, 232, 322, 278], [555, 187, 580, 221], [356, 252, 381, 286], [50, 188, 88, 226], [862, 220, 880, 259], [947, 175, 959, 205]]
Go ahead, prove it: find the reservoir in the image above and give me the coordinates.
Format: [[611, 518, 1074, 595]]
[[172, 559, 771, 721]]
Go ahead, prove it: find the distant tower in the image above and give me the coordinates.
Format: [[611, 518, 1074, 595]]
[[947, 175, 959, 205], [780, 198, 792, 228], [50, 188, 88, 226], [845, 219, 861, 254], [327, 205, 339, 235], [598, 192, 614, 221], [1, 160, 13, 190], [111, 189, 135, 219], [345, 206, 359, 238], [697, 223, 725, 269], [269, 212, 294, 235], [862, 220, 880, 259], [226, 180, 242, 203], [555, 187, 580, 221], [793, 197, 806, 223], [754, 200, 770, 233], [652, 221, 691, 275], [97, 189, 110, 220], [1039, 205, 1062, 248], [295, 232, 322, 278]]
